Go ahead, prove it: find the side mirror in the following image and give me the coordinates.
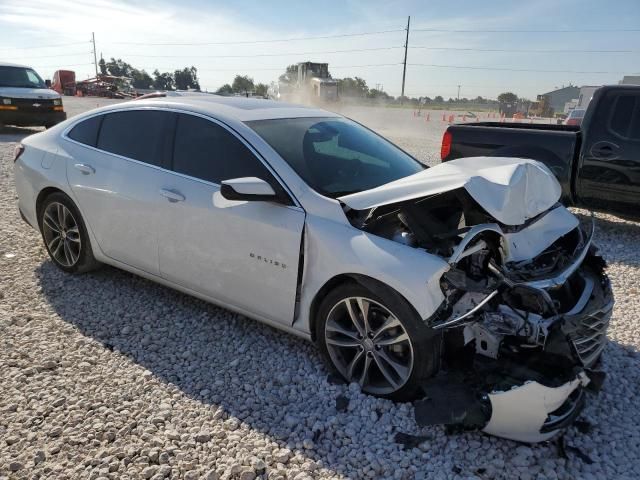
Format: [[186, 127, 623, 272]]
[[220, 177, 281, 202], [45, 79, 52, 88]]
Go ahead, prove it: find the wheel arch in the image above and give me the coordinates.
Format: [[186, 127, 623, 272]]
[[35, 186, 67, 227], [308, 273, 419, 342]]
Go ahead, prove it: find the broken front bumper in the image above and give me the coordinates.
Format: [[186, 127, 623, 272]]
[[420, 219, 613, 443]]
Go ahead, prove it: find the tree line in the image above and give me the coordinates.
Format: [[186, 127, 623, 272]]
[[96, 58, 515, 104], [98, 58, 200, 91]]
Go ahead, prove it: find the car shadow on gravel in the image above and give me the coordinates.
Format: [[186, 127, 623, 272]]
[[0, 126, 42, 144], [34, 260, 405, 475], [33, 257, 640, 477]]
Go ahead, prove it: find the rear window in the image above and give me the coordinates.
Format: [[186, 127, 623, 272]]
[[67, 115, 102, 147], [97, 110, 171, 167]]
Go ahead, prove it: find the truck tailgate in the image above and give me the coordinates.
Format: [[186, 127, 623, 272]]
[[444, 123, 581, 203]]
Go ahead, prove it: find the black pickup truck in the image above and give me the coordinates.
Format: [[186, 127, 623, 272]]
[[441, 85, 640, 220]]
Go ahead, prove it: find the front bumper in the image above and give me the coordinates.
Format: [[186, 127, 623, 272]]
[[418, 219, 613, 443], [0, 109, 66, 127]]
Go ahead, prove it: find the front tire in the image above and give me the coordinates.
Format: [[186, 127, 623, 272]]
[[316, 282, 441, 401], [38, 192, 101, 274]]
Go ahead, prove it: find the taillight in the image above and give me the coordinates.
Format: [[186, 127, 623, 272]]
[[441, 130, 452, 160], [14, 144, 25, 163]]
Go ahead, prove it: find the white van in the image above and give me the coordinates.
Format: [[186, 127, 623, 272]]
[[0, 62, 66, 129]]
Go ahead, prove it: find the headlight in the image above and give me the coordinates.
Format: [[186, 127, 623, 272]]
[[53, 99, 62, 106], [2, 98, 11, 105]]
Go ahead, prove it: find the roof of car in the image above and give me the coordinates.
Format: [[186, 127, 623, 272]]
[[0, 61, 31, 68], [125, 95, 339, 122]]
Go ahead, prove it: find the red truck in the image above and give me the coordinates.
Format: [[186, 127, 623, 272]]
[[51, 70, 76, 96]]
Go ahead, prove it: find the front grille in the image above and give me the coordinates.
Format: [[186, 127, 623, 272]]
[[570, 302, 612, 367], [11, 98, 56, 113]]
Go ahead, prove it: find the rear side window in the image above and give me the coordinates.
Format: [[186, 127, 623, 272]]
[[97, 110, 171, 166], [172, 113, 272, 184], [67, 115, 102, 147], [609, 94, 639, 139]]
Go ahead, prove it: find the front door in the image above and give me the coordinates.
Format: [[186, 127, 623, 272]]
[[578, 89, 640, 217], [157, 113, 305, 324]]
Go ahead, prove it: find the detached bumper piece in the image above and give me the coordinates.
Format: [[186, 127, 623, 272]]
[[482, 373, 589, 443]]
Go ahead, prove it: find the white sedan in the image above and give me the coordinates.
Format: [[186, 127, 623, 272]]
[[14, 96, 611, 442]]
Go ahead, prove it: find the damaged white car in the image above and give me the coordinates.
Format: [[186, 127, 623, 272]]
[[14, 97, 612, 443]]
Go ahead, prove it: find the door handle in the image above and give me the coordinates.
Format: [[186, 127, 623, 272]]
[[74, 163, 95, 175], [590, 141, 620, 160], [160, 188, 185, 203]]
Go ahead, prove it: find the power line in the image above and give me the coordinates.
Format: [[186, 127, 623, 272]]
[[24, 63, 94, 69], [408, 63, 639, 75], [4, 52, 93, 60], [108, 29, 404, 46], [123, 46, 402, 59], [0, 41, 91, 50], [183, 63, 402, 73], [410, 46, 640, 54], [412, 27, 640, 33]]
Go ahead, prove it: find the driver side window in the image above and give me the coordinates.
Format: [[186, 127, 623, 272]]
[[172, 113, 273, 184]]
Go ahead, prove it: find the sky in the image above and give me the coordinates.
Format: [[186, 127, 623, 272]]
[[1, 0, 640, 100]]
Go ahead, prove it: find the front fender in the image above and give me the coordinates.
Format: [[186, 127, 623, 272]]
[[295, 215, 448, 335]]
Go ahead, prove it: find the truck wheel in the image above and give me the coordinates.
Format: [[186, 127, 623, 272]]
[[38, 192, 102, 274], [316, 282, 441, 401]]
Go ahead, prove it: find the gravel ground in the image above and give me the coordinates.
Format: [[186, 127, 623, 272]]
[[1, 99, 640, 479]]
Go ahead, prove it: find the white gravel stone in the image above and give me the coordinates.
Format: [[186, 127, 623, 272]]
[[1, 100, 640, 479]]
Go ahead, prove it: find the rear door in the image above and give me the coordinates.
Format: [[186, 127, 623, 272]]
[[578, 89, 640, 216], [157, 113, 305, 325], [65, 109, 174, 275]]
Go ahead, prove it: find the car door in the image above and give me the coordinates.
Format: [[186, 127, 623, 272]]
[[578, 89, 640, 217], [65, 109, 174, 275], [157, 112, 305, 325]]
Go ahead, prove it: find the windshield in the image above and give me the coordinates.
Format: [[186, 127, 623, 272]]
[[570, 109, 586, 118], [247, 117, 424, 198], [0, 66, 47, 89]]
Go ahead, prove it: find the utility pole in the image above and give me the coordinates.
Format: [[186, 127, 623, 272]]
[[457, 84, 461, 101], [400, 16, 410, 104], [91, 32, 98, 77]]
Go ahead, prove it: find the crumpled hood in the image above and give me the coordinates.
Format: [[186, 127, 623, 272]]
[[339, 157, 562, 226], [0, 87, 60, 100]]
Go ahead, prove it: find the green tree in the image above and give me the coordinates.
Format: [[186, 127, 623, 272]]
[[254, 83, 269, 97], [338, 77, 368, 97], [232, 75, 255, 94], [104, 58, 135, 77], [216, 84, 234, 95], [153, 70, 175, 90], [367, 88, 391, 100], [434, 95, 444, 103], [278, 64, 298, 84], [130, 70, 153, 89], [497, 92, 518, 103], [174, 67, 200, 90], [98, 58, 107, 75]]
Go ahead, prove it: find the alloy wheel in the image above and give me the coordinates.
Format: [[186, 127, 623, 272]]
[[325, 296, 414, 395], [42, 202, 81, 268]]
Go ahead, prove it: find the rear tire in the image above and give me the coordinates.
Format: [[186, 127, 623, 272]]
[[316, 282, 441, 401], [38, 192, 101, 274]]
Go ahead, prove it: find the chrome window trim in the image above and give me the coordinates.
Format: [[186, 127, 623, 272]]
[[61, 105, 303, 209]]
